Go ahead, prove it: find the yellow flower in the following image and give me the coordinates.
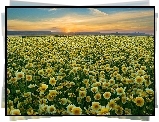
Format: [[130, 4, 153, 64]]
[[72, 67, 78, 74], [89, 75, 94, 81], [46, 67, 53, 74], [38, 69, 44, 75], [7, 108, 10, 115], [16, 101, 22, 109], [28, 84, 37, 88], [144, 80, 152, 87], [77, 97, 81, 104], [39, 98, 48, 104], [131, 73, 137, 78], [62, 111, 69, 115], [111, 88, 115, 94], [93, 82, 101, 87], [68, 93, 76, 98], [60, 98, 67, 105], [71, 107, 82, 115], [7, 72, 12, 79], [91, 102, 101, 112], [49, 90, 58, 96], [140, 66, 146, 70], [145, 88, 154, 95], [100, 71, 105, 75], [137, 69, 145, 76], [59, 68, 65, 73], [39, 84, 48, 93], [105, 67, 111, 72], [139, 91, 147, 97], [108, 99, 116, 110], [103, 92, 111, 99], [82, 79, 89, 84], [70, 81, 75, 86], [105, 64, 110, 67], [28, 63, 33, 67], [27, 108, 35, 115], [121, 66, 127, 73], [49, 77, 56, 86], [47, 94, 54, 101], [80, 87, 86, 91], [57, 75, 63, 80], [143, 75, 150, 80], [113, 71, 118, 77], [115, 105, 123, 115], [91, 79, 97, 83], [146, 98, 153, 102], [116, 74, 122, 80], [135, 63, 140, 68], [39, 104, 48, 112], [135, 76, 144, 84], [121, 56, 126, 60], [91, 87, 98, 93], [86, 96, 91, 102], [14, 97, 19, 103], [16, 72, 24, 80], [109, 78, 115, 85], [85, 83, 90, 88], [94, 93, 101, 100], [127, 78, 134, 84], [66, 82, 72, 88], [121, 77, 128, 84], [116, 87, 125, 95], [7, 88, 10, 95], [47, 105, 56, 114], [83, 68, 89, 75], [10, 109, 21, 115], [135, 97, 144, 107], [97, 106, 110, 115], [66, 104, 76, 114], [12, 63, 16, 67], [102, 82, 110, 89], [10, 77, 17, 83], [79, 90, 87, 98], [99, 78, 106, 83], [124, 108, 131, 115], [23, 92, 31, 97], [113, 66, 119, 71], [26, 75, 32, 81], [121, 97, 127, 104]]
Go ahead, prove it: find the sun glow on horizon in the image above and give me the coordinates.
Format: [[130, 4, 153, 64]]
[[65, 29, 71, 33]]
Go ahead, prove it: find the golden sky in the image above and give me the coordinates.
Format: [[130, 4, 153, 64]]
[[7, 8, 154, 34]]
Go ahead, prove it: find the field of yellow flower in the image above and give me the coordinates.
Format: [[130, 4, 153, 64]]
[[7, 35, 154, 115]]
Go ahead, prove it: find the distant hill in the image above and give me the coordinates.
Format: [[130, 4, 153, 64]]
[[7, 31, 52, 36], [7, 31, 152, 36]]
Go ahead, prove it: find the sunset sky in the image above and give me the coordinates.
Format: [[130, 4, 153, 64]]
[[7, 8, 154, 34]]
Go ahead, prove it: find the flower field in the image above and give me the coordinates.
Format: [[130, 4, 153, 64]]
[[7, 35, 155, 115]]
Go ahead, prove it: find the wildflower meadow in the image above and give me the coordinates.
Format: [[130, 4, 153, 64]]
[[6, 35, 155, 115]]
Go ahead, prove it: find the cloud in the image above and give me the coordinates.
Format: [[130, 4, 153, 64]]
[[88, 8, 108, 16], [37, 8, 57, 11], [49, 27, 62, 32], [7, 9, 154, 34], [37, 8, 48, 11], [48, 8, 57, 11]]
